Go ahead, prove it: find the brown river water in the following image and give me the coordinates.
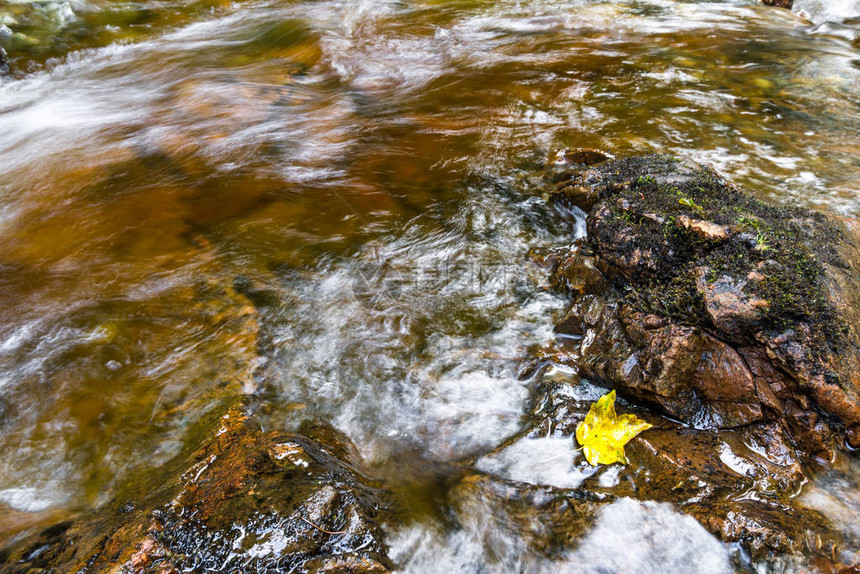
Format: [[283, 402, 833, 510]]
[[1, 0, 859, 571]]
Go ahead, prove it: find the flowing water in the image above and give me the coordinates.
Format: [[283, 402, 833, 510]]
[[1, 0, 859, 571]]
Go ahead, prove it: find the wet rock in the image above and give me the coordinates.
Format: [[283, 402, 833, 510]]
[[519, 377, 840, 559], [549, 147, 613, 168], [627, 426, 838, 560], [695, 272, 769, 339], [564, 294, 766, 428], [0, 404, 393, 573], [763, 0, 792, 7], [525, 153, 860, 560], [550, 251, 611, 298], [528, 245, 577, 270], [553, 307, 584, 338], [547, 167, 612, 212], [688, 499, 832, 557], [677, 215, 730, 242], [546, 154, 860, 458], [691, 335, 765, 427]]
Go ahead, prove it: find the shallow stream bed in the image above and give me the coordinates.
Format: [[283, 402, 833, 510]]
[[0, 0, 859, 571]]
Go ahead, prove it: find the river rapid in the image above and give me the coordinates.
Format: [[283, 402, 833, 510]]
[[1, 0, 859, 571]]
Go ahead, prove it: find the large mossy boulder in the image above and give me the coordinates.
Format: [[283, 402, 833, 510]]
[[0, 403, 392, 573], [525, 152, 860, 563], [547, 154, 860, 461]]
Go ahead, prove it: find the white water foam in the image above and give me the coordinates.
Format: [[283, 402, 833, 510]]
[[389, 497, 733, 573], [476, 434, 595, 489]]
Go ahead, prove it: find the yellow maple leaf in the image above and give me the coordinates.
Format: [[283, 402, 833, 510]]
[[575, 390, 652, 466]]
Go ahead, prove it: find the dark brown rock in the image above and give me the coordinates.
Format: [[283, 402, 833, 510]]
[[550, 252, 611, 298], [691, 335, 765, 427], [526, 153, 860, 560], [548, 167, 607, 212], [567, 294, 766, 428], [696, 271, 769, 340], [550, 147, 613, 167], [546, 154, 860, 458], [688, 499, 832, 557], [0, 404, 393, 573]]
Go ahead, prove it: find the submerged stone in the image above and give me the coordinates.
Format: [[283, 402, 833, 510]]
[[450, 473, 600, 559]]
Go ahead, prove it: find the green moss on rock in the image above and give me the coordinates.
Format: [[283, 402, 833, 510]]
[[562, 154, 847, 360], [548, 154, 860, 453]]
